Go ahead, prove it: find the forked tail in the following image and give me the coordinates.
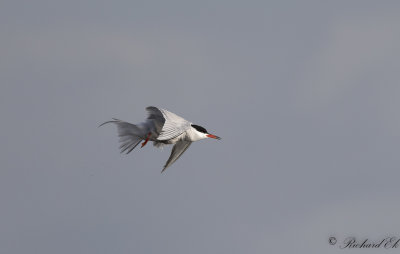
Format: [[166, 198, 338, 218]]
[[99, 119, 146, 154]]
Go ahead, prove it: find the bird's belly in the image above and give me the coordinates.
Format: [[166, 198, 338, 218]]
[[156, 133, 186, 144]]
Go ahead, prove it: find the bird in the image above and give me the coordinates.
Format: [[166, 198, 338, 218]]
[[100, 106, 221, 172]]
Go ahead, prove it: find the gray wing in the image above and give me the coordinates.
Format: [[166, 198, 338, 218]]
[[146, 106, 191, 141], [162, 141, 192, 173], [146, 106, 165, 135]]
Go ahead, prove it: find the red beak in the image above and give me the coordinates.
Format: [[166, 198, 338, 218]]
[[206, 134, 221, 140]]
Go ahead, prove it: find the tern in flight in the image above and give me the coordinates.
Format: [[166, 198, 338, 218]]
[[100, 106, 221, 172]]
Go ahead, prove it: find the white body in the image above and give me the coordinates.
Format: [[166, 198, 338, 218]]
[[101, 106, 219, 172]]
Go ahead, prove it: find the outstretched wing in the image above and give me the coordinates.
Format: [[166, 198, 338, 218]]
[[162, 141, 192, 172], [146, 106, 191, 141], [146, 106, 165, 135]]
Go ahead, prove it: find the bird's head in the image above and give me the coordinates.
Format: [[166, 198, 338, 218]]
[[191, 124, 221, 140]]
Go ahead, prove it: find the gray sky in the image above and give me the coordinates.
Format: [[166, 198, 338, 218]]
[[1, 1, 400, 253]]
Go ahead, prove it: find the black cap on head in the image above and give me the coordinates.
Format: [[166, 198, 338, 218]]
[[191, 124, 208, 134]]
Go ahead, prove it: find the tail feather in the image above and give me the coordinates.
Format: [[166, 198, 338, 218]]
[[100, 119, 145, 154]]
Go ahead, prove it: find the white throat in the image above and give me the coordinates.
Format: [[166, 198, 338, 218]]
[[187, 127, 208, 141]]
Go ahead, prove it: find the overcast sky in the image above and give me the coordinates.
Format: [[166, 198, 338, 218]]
[[1, 1, 400, 253]]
